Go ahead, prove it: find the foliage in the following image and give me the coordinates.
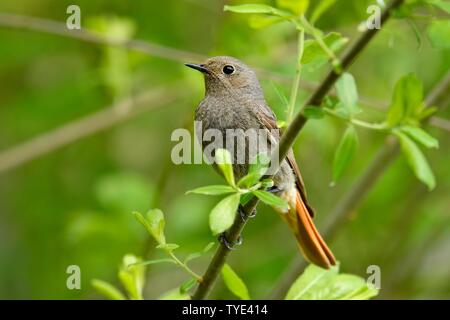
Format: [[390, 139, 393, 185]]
[[188, 149, 287, 235], [92, 254, 145, 300], [285, 263, 378, 300], [0, 0, 448, 300], [221, 264, 251, 300]]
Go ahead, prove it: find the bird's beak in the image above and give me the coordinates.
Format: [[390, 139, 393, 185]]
[[185, 63, 209, 74]]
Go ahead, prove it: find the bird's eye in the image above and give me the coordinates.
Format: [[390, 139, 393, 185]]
[[222, 65, 235, 75]]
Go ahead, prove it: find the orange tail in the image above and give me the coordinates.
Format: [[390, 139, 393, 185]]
[[294, 191, 336, 269]]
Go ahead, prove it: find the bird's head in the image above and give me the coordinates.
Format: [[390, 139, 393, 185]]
[[185, 56, 264, 101]]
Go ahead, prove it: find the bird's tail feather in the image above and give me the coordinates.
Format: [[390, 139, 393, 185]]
[[293, 191, 336, 269]]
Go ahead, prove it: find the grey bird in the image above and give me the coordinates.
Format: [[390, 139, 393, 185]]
[[186, 56, 336, 269]]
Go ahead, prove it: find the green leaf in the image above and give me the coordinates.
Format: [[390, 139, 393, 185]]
[[286, 264, 339, 299], [395, 131, 436, 190], [132, 211, 153, 235], [209, 193, 241, 235], [186, 185, 236, 196], [249, 153, 271, 175], [276, 0, 309, 15], [301, 32, 348, 64], [304, 106, 325, 119], [335, 73, 360, 116], [237, 172, 263, 189], [427, 20, 450, 49], [91, 279, 126, 300], [215, 148, 236, 187], [147, 209, 166, 244], [239, 192, 254, 206], [386, 74, 424, 126], [118, 254, 145, 300], [310, 0, 337, 24], [418, 106, 437, 120], [132, 209, 166, 244], [248, 15, 284, 29], [184, 242, 215, 264], [328, 274, 379, 300], [252, 190, 288, 209], [326, 274, 368, 299], [286, 263, 378, 300], [184, 252, 202, 264], [156, 243, 179, 251], [332, 126, 358, 183], [427, 0, 450, 13], [221, 264, 250, 300], [238, 153, 270, 188], [180, 278, 197, 294], [348, 283, 379, 300], [224, 4, 291, 17], [400, 126, 439, 149], [203, 242, 215, 252]]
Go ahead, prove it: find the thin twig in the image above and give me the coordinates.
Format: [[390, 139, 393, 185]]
[[429, 116, 450, 132], [0, 86, 183, 173], [192, 0, 406, 300], [381, 219, 449, 298], [0, 13, 205, 62], [268, 70, 450, 299]]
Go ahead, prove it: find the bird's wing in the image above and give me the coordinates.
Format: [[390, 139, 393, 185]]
[[255, 102, 315, 217]]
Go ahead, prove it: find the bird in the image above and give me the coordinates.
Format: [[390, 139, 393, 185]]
[[186, 56, 336, 269]]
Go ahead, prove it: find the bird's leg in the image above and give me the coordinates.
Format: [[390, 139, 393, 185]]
[[219, 233, 242, 250], [238, 204, 257, 221], [266, 185, 282, 193]]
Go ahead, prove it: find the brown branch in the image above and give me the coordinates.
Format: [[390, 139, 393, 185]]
[[268, 70, 450, 299], [192, 0, 406, 300], [0, 87, 183, 174]]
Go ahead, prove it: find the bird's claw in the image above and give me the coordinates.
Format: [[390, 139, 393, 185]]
[[239, 205, 257, 221], [266, 185, 282, 193], [219, 233, 243, 250]]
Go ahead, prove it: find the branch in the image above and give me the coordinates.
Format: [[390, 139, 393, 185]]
[[0, 13, 205, 62], [268, 70, 450, 299], [192, 0, 405, 300], [381, 219, 449, 298], [0, 87, 183, 174]]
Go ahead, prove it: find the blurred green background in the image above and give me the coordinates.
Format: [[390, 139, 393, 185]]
[[0, 0, 448, 299]]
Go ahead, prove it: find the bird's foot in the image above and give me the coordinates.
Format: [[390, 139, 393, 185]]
[[266, 185, 283, 193], [238, 205, 257, 221], [219, 233, 243, 250]]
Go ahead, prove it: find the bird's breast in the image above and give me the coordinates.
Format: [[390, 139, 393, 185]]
[[195, 97, 259, 132]]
